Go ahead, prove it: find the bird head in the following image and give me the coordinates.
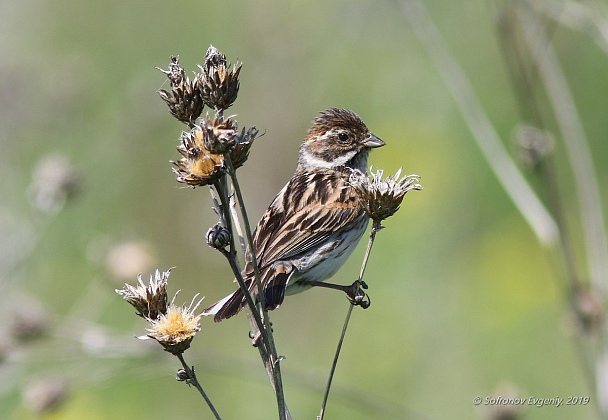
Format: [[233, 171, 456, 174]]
[[297, 108, 385, 172]]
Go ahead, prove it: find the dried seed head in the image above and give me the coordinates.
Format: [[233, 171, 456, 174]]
[[173, 126, 225, 186], [573, 290, 604, 333], [206, 224, 231, 249], [203, 45, 226, 70], [115, 268, 171, 320], [197, 45, 241, 111], [349, 168, 423, 223], [10, 300, 49, 342], [105, 240, 156, 281], [231, 126, 259, 169], [515, 125, 554, 170], [28, 154, 80, 215], [483, 383, 525, 420], [23, 377, 70, 414], [172, 121, 259, 185], [145, 294, 204, 355], [156, 56, 204, 125], [201, 114, 238, 154]]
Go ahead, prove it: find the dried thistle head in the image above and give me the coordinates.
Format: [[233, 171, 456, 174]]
[[196, 45, 241, 111], [349, 168, 423, 224], [156, 56, 204, 125], [173, 125, 225, 186], [201, 114, 238, 154], [231, 126, 259, 169], [172, 118, 259, 186], [115, 268, 171, 320], [145, 294, 204, 355]]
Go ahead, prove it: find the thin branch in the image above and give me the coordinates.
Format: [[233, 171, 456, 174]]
[[319, 221, 382, 420], [212, 178, 269, 349], [176, 353, 222, 420], [224, 153, 290, 420]]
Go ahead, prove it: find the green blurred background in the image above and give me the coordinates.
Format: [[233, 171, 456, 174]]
[[2, 0, 607, 419]]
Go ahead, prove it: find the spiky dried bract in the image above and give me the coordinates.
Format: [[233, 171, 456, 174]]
[[197, 45, 241, 111], [172, 120, 259, 186], [202, 114, 238, 154], [349, 168, 423, 222], [115, 268, 170, 320], [146, 296, 203, 355], [173, 126, 225, 186], [231, 126, 259, 169], [156, 56, 204, 125]]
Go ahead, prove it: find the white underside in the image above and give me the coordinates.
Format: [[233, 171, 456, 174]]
[[285, 215, 368, 295]]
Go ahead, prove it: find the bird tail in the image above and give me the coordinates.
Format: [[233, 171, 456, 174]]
[[202, 288, 247, 322], [202, 263, 295, 322]]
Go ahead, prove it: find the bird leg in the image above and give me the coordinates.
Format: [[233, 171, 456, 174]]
[[308, 280, 371, 308]]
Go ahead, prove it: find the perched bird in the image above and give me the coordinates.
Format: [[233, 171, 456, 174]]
[[204, 108, 385, 322]]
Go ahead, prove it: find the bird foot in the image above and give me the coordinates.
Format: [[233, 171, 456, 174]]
[[249, 319, 273, 347], [346, 280, 371, 309]]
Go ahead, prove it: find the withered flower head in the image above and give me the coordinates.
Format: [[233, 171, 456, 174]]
[[172, 119, 259, 186], [201, 114, 238, 154], [231, 126, 259, 169], [173, 125, 225, 186], [203, 45, 226, 69], [156, 56, 204, 125], [196, 45, 241, 111], [115, 268, 171, 320], [349, 168, 423, 223], [144, 293, 204, 355]]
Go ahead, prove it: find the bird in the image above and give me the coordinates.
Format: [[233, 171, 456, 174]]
[[203, 108, 385, 322]]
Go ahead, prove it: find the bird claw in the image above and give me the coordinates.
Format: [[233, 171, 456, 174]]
[[347, 280, 371, 309], [249, 319, 273, 347]]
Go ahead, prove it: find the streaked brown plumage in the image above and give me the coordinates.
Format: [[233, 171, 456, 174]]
[[203, 108, 385, 321]]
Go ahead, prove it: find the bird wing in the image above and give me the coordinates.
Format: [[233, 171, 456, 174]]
[[248, 170, 365, 271]]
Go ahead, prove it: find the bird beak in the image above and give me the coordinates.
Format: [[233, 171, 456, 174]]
[[363, 133, 385, 148]]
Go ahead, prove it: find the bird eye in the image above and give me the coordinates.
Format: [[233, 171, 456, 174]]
[[337, 132, 349, 142]]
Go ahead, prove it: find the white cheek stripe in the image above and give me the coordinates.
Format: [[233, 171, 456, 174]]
[[301, 149, 358, 170]]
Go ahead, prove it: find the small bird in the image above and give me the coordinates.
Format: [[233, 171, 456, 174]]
[[204, 108, 385, 322]]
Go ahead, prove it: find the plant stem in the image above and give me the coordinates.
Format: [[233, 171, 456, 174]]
[[318, 221, 381, 420], [212, 178, 268, 348], [222, 153, 290, 420], [176, 353, 222, 420], [398, 0, 558, 246]]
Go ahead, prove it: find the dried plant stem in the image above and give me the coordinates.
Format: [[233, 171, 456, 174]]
[[318, 221, 382, 420], [222, 154, 290, 420], [398, 0, 558, 246], [176, 353, 222, 420], [213, 177, 267, 342], [517, 2, 608, 299], [515, 5, 608, 416]]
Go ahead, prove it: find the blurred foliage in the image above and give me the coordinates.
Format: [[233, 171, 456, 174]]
[[1, 0, 607, 419]]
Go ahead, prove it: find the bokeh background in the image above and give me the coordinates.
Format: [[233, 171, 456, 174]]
[[1, 0, 608, 419]]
